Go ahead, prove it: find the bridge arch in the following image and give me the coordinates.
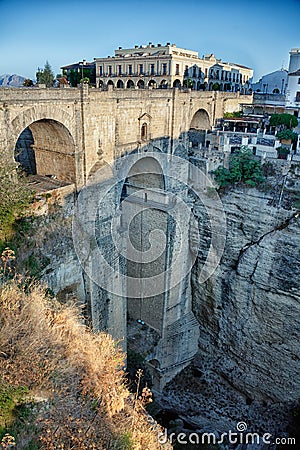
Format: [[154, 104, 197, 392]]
[[13, 115, 76, 183], [190, 108, 211, 130], [121, 156, 165, 196], [120, 155, 166, 333]]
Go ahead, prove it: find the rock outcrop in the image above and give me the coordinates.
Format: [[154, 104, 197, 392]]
[[160, 185, 300, 437]]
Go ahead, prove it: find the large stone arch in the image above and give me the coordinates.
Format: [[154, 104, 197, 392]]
[[11, 105, 76, 147], [123, 156, 165, 191], [190, 108, 211, 130], [12, 107, 77, 183], [120, 156, 166, 333]]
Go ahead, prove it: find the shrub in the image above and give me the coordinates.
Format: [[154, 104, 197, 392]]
[[0, 282, 167, 449], [224, 111, 242, 119], [214, 147, 265, 188], [277, 146, 290, 160], [276, 129, 298, 142], [0, 148, 33, 243], [270, 113, 298, 129]]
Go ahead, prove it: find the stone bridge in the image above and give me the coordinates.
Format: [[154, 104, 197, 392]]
[[0, 86, 252, 187], [0, 86, 252, 389]]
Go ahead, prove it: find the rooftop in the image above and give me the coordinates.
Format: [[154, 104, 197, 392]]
[[289, 69, 300, 76]]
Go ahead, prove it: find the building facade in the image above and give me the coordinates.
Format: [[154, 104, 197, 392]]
[[94, 42, 253, 92], [251, 69, 288, 94], [285, 48, 300, 117], [61, 60, 96, 86]]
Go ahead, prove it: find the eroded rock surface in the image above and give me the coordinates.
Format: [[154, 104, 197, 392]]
[[159, 187, 300, 437]]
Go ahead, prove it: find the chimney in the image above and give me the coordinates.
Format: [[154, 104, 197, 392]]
[[135, 45, 138, 48], [157, 43, 161, 47], [119, 46, 122, 50], [167, 42, 170, 46]]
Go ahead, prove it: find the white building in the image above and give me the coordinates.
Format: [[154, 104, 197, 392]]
[[285, 48, 300, 118], [94, 42, 253, 92], [251, 69, 288, 94]]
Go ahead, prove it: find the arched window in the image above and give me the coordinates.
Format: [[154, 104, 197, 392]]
[[141, 123, 147, 140], [148, 79, 157, 88], [126, 79, 134, 89]]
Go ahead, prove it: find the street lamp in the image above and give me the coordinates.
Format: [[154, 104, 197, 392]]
[[79, 59, 86, 82]]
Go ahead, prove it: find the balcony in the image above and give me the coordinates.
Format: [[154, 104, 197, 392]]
[[121, 183, 175, 211]]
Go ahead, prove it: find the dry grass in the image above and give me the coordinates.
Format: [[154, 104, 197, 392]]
[[0, 281, 170, 449]]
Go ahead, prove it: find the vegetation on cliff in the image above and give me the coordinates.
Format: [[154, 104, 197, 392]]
[[0, 149, 33, 245], [0, 277, 166, 449], [213, 147, 265, 188], [0, 148, 166, 448], [269, 113, 298, 129]]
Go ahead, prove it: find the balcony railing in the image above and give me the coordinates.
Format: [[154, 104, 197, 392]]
[[99, 71, 170, 78]]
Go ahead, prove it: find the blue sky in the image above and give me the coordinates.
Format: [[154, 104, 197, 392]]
[[0, 0, 299, 82]]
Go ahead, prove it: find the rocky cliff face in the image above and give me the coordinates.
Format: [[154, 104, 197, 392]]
[[20, 159, 300, 439], [159, 184, 300, 437]]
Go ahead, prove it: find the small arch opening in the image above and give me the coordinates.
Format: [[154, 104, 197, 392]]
[[190, 109, 211, 130], [148, 79, 157, 88], [141, 122, 148, 141], [137, 79, 145, 89], [173, 79, 181, 88], [117, 79, 124, 88], [127, 80, 135, 89]]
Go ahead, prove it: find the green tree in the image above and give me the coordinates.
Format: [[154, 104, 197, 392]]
[[183, 78, 193, 89], [269, 113, 298, 129], [66, 67, 95, 87], [23, 79, 33, 87], [214, 147, 265, 188], [0, 148, 33, 242], [36, 61, 55, 87], [276, 129, 298, 142]]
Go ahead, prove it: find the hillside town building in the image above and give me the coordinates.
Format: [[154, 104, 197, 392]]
[[251, 68, 288, 94], [248, 48, 300, 119], [94, 43, 253, 92], [60, 42, 253, 92]]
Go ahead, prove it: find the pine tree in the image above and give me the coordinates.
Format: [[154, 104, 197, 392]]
[[36, 61, 55, 87]]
